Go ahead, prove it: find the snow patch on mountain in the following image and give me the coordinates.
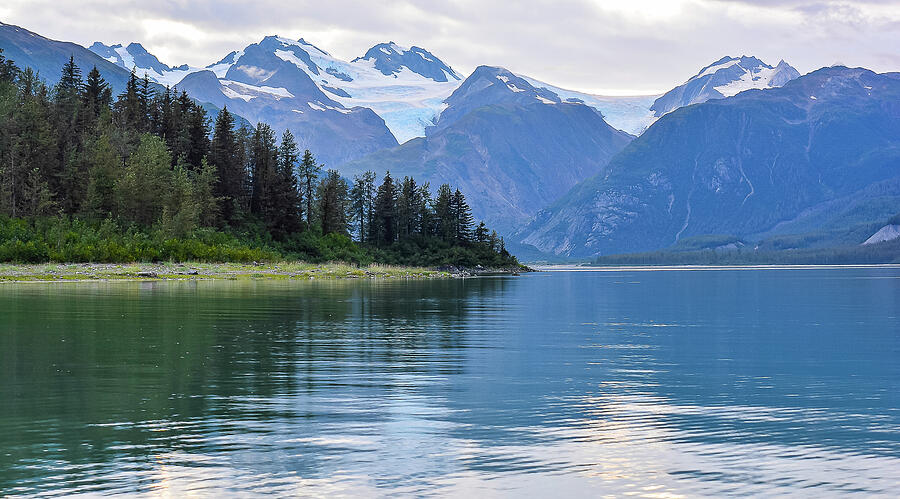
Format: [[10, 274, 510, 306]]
[[863, 225, 900, 245], [520, 75, 659, 136]]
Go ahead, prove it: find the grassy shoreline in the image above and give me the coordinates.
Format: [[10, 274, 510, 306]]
[[0, 262, 458, 283]]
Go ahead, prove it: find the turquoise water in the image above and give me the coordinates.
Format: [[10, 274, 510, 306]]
[[1, 268, 899, 496]]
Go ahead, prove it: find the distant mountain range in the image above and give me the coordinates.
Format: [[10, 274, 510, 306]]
[[5, 20, 895, 262]]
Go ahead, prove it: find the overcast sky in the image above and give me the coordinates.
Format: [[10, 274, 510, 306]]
[[2, 0, 899, 95]]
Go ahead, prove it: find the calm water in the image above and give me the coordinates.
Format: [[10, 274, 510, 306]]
[[2, 268, 900, 497]]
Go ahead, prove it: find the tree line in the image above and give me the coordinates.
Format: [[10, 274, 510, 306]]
[[0, 49, 516, 266]]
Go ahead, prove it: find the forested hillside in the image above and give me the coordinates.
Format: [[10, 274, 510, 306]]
[[0, 49, 518, 268]]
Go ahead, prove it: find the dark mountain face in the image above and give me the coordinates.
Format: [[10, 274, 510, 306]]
[[519, 67, 900, 257], [0, 22, 136, 93], [342, 66, 633, 232], [352, 42, 460, 82]]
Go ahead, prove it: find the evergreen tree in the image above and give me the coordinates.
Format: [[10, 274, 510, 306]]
[[474, 221, 489, 244], [317, 169, 350, 236], [184, 101, 210, 169], [451, 189, 474, 243], [350, 170, 376, 242], [266, 129, 302, 237], [53, 56, 87, 214], [209, 107, 245, 224], [417, 181, 433, 237], [297, 149, 322, 227], [0, 48, 18, 84], [55, 56, 83, 111], [111, 70, 144, 164], [396, 176, 421, 239], [82, 66, 111, 123], [433, 183, 454, 242], [116, 69, 143, 132], [372, 171, 398, 245], [249, 123, 277, 220]]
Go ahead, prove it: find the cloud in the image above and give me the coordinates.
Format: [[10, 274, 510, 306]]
[[2, 0, 899, 94]]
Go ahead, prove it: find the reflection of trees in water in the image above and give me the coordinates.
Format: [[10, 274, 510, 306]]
[[0, 277, 512, 492]]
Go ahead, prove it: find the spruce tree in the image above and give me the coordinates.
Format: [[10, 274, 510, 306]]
[[82, 66, 111, 122], [433, 184, 454, 242], [249, 123, 277, 219], [317, 169, 350, 235], [350, 170, 376, 242], [372, 172, 398, 245], [268, 129, 302, 237], [396, 176, 421, 239], [452, 189, 474, 243], [209, 107, 244, 224], [184, 102, 210, 169], [474, 221, 489, 244], [417, 181, 432, 237], [54, 56, 87, 214], [297, 149, 322, 228], [0, 48, 18, 84]]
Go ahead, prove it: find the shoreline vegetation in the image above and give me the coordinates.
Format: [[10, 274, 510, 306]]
[[0, 50, 523, 273], [0, 262, 526, 283]]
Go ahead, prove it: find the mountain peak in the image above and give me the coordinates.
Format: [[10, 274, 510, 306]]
[[352, 42, 460, 82], [651, 55, 801, 116], [88, 40, 178, 76]]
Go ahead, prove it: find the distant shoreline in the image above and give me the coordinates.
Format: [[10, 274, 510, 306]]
[[532, 264, 900, 272]]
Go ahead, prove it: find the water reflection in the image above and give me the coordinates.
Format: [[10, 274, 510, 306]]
[[1, 269, 899, 496]]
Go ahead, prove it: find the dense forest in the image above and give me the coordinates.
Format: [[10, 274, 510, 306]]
[[0, 49, 519, 268]]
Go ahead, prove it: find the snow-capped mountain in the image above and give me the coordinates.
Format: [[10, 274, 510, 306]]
[[650, 56, 801, 116], [174, 35, 399, 167], [90, 37, 464, 144], [88, 42, 199, 86]]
